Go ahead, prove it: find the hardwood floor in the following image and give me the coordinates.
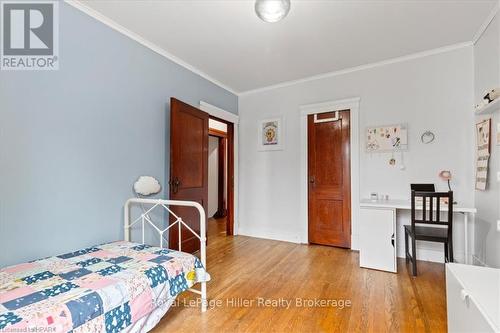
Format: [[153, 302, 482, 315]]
[[152, 217, 447, 332]]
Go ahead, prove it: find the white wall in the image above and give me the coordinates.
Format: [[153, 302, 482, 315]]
[[238, 47, 474, 263], [473, 11, 500, 268], [208, 136, 219, 217]]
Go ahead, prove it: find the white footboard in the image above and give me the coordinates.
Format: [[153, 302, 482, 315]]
[[123, 198, 208, 312]]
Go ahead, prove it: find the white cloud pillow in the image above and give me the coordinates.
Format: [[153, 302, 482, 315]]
[[134, 176, 161, 196]]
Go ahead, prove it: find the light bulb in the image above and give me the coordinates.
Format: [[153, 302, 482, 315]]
[[255, 0, 291, 23]]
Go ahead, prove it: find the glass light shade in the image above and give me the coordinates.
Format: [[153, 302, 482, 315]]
[[255, 0, 291, 23]]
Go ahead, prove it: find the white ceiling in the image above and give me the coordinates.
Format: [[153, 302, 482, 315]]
[[76, 0, 497, 94]]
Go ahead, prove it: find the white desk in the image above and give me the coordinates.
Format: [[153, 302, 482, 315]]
[[360, 199, 477, 265]]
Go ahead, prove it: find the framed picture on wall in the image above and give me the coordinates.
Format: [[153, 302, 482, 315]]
[[258, 117, 283, 151]]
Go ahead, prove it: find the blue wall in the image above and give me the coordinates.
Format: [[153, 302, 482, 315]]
[[0, 3, 238, 267]]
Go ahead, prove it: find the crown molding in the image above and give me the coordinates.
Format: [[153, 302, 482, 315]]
[[65, 0, 482, 98], [472, 0, 500, 45], [240, 41, 473, 96], [64, 0, 238, 96]]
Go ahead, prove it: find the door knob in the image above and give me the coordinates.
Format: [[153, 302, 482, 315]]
[[309, 177, 315, 184], [170, 177, 181, 193]]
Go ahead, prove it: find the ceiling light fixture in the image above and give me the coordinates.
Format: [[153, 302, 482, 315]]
[[255, 0, 291, 23]]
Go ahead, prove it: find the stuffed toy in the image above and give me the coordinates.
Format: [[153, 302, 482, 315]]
[[484, 88, 500, 103]]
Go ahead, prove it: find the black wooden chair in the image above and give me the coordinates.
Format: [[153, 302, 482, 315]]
[[404, 190, 453, 276]]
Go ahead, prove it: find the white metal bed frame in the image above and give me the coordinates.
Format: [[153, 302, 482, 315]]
[[124, 198, 208, 312]]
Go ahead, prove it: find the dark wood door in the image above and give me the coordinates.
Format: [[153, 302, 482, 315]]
[[169, 98, 208, 253], [308, 111, 351, 248]]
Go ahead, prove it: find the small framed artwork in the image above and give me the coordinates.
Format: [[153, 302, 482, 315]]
[[258, 117, 283, 151]]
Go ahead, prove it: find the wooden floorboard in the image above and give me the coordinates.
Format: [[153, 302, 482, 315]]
[[152, 217, 447, 332]]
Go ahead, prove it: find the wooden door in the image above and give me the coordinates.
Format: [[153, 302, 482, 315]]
[[308, 111, 351, 248], [169, 98, 208, 253]]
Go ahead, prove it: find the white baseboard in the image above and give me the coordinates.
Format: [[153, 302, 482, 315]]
[[237, 228, 302, 244], [472, 254, 488, 267], [397, 248, 443, 263], [237, 228, 466, 264], [351, 233, 360, 251], [397, 248, 467, 264]]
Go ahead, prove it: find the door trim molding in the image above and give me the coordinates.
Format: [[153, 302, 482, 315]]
[[299, 97, 361, 250], [200, 101, 239, 235], [200, 101, 239, 124]]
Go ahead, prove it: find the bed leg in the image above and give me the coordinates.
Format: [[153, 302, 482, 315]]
[[201, 281, 207, 313]]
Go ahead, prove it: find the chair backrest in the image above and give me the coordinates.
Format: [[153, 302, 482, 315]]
[[410, 183, 436, 192], [411, 190, 453, 231]]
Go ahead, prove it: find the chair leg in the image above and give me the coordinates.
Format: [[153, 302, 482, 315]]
[[411, 236, 417, 276], [444, 242, 449, 263], [405, 229, 409, 262], [449, 239, 454, 263]]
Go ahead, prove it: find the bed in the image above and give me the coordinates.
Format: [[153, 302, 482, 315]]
[[0, 198, 209, 333]]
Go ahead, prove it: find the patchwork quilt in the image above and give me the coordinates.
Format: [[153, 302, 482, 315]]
[[0, 241, 209, 333]]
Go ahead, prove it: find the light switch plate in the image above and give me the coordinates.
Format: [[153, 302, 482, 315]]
[[497, 172, 500, 182], [498, 220, 500, 232]]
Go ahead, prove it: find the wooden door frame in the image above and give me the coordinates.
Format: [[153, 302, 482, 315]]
[[200, 101, 238, 236], [299, 98, 361, 250], [208, 129, 227, 219], [209, 128, 227, 138]]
